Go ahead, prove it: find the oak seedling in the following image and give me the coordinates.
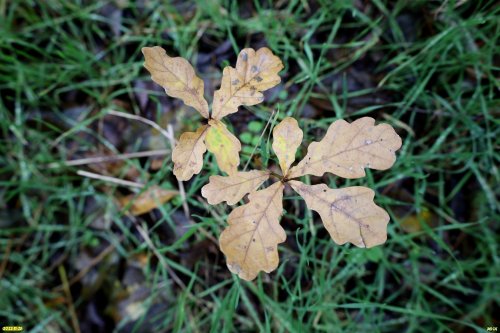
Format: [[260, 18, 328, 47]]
[[143, 47, 402, 281], [202, 117, 402, 281]]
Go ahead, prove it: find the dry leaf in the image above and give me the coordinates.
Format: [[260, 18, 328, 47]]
[[209, 116, 402, 280], [172, 125, 208, 181], [219, 182, 285, 281], [400, 208, 435, 233], [272, 117, 303, 176], [118, 186, 178, 216], [205, 120, 241, 175], [289, 117, 402, 179], [142, 46, 283, 181], [211, 47, 283, 120], [289, 181, 389, 248], [142, 46, 209, 118], [201, 170, 270, 205], [141, 47, 403, 280]]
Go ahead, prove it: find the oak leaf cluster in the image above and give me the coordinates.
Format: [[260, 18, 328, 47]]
[[142, 47, 402, 281], [142, 46, 283, 180], [201, 117, 402, 280]]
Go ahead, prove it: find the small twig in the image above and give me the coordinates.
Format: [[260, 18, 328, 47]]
[[134, 222, 186, 289], [167, 124, 190, 218], [134, 221, 215, 310], [243, 109, 278, 171], [77, 170, 144, 188], [77, 111, 189, 216], [58, 265, 81, 333], [433, 0, 468, 18], [107, 110, 173, 141], [269, 171, 283, 180], [100, 111, 188, 216], [53, 242, 118, 292], [48, 149, 170, 168]]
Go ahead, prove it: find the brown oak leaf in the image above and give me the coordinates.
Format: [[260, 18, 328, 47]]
[[206, 116, 402, 280], [289, 117, 402, 179], [201, 170, 270, 205], [212, 48, 283, 120], [142, 46, 283, 181], [219, 182, 286, 281], [172, 125, 209, 181], [142, 46, 209, 118]]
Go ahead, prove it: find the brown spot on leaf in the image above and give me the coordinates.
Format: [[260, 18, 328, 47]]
[[288, 117, 402, 179], [211, 47, 283, 120]]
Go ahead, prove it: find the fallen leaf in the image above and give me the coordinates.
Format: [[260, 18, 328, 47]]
[[205, 119, 241, 175], [272, 117, 303, 176], [142, 46, 209, 118], [289, 181, 389, 248], [172, 125, 208, 181], [400, 208, 434, 233], [219, 182, 285, 281], [201, 170, 270, 205], [118, 186, 178, 216], [211, 47, 283, 120], [289, 117, 402, 179]]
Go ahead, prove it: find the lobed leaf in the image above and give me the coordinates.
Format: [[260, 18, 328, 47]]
[[201, 170, 270, 205], [288, 117, 402, 179], [118, 186, 178, 216], [211, 47, 283, 120], [205, 120, 241, 175], [172, 125, 208, 181], [272, 117, 303, 176], [219, 182, 285, 281], [142, 46, 209, 118], [289, 181, 389, 248]]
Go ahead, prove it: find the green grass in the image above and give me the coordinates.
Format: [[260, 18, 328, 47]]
[[0, 1, 498, 332]]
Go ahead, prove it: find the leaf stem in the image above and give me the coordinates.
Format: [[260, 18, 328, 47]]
[[269, 171, 284, 181], [243, 109, 277, 171]]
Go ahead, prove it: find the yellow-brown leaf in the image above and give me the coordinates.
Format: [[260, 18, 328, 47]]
[[288, 117, 402, 179], [400, 208, 435, 233], [172, 125, 208, 181], [289, 181, 389, 248], [201, 170, 270, 205], [205, 120, 241, 175], [211, 47, 283, 120], [272, 117, 303, 176], [219, 182, 285, 281], [118, 186, 178, 216], [142, 46, 209, 118]]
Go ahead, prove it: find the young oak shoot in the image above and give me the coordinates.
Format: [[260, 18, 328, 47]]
[[142, 47, 283, 180], [201, 117, 402, 281]]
